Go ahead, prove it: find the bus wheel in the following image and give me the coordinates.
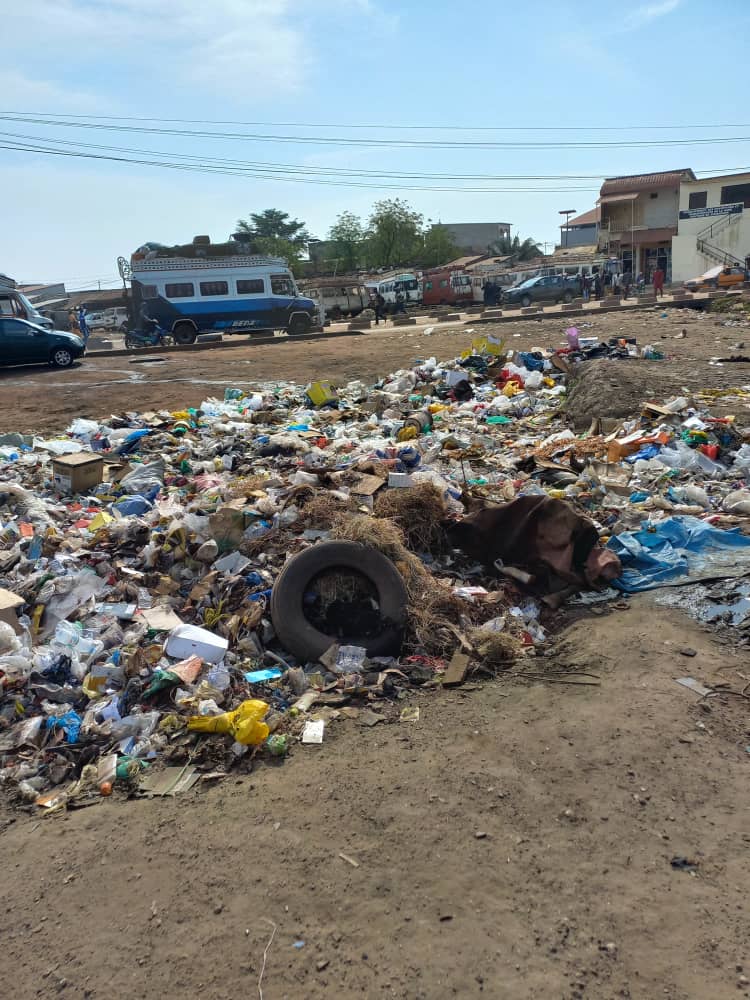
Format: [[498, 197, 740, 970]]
[[330, 306, 342, 321], [288, 314, 311, 336], [173, 322, 197, 345]]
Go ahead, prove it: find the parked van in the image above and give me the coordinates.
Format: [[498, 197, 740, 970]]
[[300, 281, 370, 320], [377, 273, 421, 306], [0, 273, 54, 330], [421, 269, 473, 307], [122, 240, 320, 343]]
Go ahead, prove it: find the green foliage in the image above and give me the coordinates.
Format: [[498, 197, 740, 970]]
[[367, 198, 424, 268], [327, 211, 366, 272], [236, 208, 310, 250], [490, 234, 542, 262], [421, 224, 460, 268]]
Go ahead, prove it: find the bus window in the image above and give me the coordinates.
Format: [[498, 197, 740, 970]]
[[237, 278, 265, 294], [142, 284, 159, 299], [165, 282, 195, 298], [199, 281, 229, 296], [271, 275, 295, 295]]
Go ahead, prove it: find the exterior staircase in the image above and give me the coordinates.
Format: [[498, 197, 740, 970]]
[[696, 211, 744, 267]]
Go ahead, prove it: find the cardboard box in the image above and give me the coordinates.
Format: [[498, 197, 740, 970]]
[[52, 453, 104, 495], [0, 587, 24, 634]]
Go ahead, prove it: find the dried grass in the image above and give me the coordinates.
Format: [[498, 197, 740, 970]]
[[469, 628, 523, 668], [373, 482, 448, 552], [297, 490, 360, 529]]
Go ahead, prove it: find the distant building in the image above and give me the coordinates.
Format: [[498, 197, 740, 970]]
[[672, 171, 750, 282], [437, 222, 511, 255], [598, 168, 695, 279], [559, 208, 599, 248]]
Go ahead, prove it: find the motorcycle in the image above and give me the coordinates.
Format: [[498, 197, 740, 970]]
[[123, 320, 173, 350]]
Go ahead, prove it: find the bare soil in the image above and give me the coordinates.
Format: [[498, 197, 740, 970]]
[[2, 304, 749, 435], [2, 302, 750, 999], [2, 602, 748, 999]]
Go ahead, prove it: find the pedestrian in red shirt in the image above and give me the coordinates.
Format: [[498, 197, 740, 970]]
[[653, 266, 665, 298]]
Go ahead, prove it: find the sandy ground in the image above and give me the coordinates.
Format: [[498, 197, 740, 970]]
[[1, 301, 748, 435], [2, 301, 750, 998], [2, 603, 748, 1000]]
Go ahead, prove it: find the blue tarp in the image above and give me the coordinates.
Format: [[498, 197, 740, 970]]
[[607, 516, 750, 593]]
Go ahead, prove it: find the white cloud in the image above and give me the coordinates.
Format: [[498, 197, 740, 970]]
[[0, 70, 106, 113], [0, 0, 384, 99], [623, 0, 680, 31]]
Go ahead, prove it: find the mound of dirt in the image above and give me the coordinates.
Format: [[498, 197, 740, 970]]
[[564, 357, 749, 428]]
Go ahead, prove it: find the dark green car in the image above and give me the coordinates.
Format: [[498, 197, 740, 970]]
[[0, 318, 85, 368]]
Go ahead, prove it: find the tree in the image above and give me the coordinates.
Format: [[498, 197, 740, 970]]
[[235, 208, 310, 249], [366, 198, 424, 268], [490, 234, 542, 263], [421, 223, 460, 268], [327, 211, 366, 273], [235, 209, 311, 274]]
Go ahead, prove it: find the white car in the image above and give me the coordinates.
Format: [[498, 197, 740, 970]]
[[84, 307, 129, 330]]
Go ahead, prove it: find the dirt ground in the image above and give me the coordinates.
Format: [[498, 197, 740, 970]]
[[2, 602, 749, 999], [2, 302, 750, 999], [2, 303, 749, 435]]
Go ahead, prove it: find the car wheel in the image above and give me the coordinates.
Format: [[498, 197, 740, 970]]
[[288, 314, 311, 336], [173, 322, 197, 345], [270, 541, 408, 660], [50, 347, 74, 368], [521, 295, 532, 307], [330, 306, 342, 321], [563, 291, 573, 304]]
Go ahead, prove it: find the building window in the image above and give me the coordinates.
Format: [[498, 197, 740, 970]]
[[650, 192, 658, 199], [142, 284, 159, 299], [721, 182, 750, 208], [164, 282, 194, 298], [270, 275, 295, 295], [237, 279, 265, 294], [425, 281, 433, 291], [688, 191, 708, 210], [439, 279, 448, 288], [199, 281, 229, 296]]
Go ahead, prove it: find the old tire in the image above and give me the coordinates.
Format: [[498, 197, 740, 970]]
[[521, 295, 532, 307], [50, 347, 74, 368], [288, 313, 311, 336], [173, 322, 197, 345], [563, 291, 573, 303], [270, 541, 408, 661]]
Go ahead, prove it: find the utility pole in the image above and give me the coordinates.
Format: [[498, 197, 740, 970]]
[[559, 209, 576, 248]]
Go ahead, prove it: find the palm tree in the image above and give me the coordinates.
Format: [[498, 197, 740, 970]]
[[489, 234, 542, 263]]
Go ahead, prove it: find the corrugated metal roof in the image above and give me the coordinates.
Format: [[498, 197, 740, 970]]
[[562, 207, 600, 228], [600, 192, 639, 205], [600, 169, 695, 195]]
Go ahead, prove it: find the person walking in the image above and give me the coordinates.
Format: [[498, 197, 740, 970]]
[[653, 266, 665, 299], [593, 272, 602, 300], [582, 274, 592, 302], [68, 308, 80, 334], [622, 270, 632, 299], [373, 292, 387, 325]]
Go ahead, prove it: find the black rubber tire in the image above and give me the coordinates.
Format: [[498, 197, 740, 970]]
[[124, 334, 137, 349], [173, 322, 197, 345], [563, 291, 573, 303], [521, 295, 532, 307], [50, 347, 74, 368], [330, 306, 342, 321], [288, 314, 312, 336], [270, 541, 408, 661]]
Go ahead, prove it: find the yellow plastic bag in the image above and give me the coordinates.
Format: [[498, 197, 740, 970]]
[[187, 699, 270, 746]]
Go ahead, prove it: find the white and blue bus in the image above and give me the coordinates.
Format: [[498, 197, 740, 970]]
[[119, 241, 320, 344]]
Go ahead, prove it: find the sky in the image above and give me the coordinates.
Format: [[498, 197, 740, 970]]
[[1, 0, 749, 287]]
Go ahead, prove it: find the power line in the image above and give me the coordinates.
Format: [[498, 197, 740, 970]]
[[3, 110, 749, 133], [0, 140, 601, 192], [2, 114, 750, 150]]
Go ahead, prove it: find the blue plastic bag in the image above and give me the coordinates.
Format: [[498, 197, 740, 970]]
[[608, 516, 750, 592]]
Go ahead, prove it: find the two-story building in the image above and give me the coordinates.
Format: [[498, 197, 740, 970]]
[[671, 171, 750, 283], [559, 207, 599, 248], [597, 168, 695, 280]]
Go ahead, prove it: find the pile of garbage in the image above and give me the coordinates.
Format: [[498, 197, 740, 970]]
[[2, 328, 750, 809]]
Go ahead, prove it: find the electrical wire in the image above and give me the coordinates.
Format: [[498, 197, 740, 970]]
[[0, 140, 602, 192], [4, 110, 750, 132], [2, 114, 750, 149]]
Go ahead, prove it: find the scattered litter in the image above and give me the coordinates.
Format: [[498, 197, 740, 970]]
[[301, 719, 325, 744]]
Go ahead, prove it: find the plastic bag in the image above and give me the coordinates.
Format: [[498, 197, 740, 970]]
[[119, 459, 165, 493], [187, 698, 270, 745]]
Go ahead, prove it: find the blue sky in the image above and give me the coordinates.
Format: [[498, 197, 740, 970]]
[[1, 0, 749, 287]]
